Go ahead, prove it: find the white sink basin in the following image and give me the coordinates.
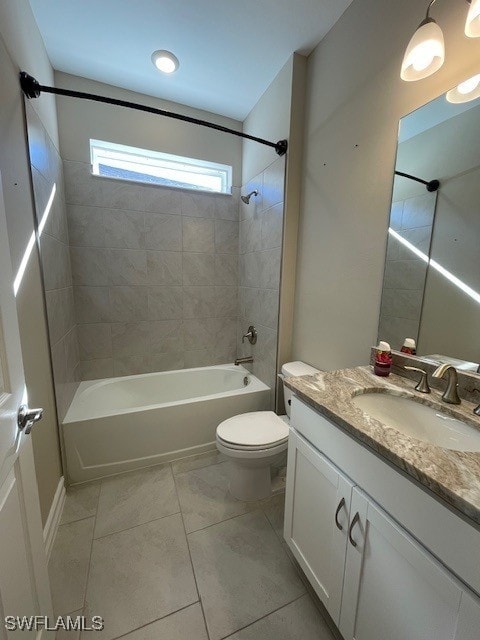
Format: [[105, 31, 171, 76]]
[[352, 392, 480, 452]]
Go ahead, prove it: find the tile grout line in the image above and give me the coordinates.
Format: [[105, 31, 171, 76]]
[[174, 463, 294, 637], [107, 601, 202, 640], [172, 458, 228, 478], [69, 465, 200, 639], [218, 593, 306, 640], [258, 495, 309, 587], [79, 480, 101, 627], [171, 462, 211, 640], [66, 199, 239, 219], [185, 505, 264, 536], [92, 509, 182, 542], [64, 453, 300, 640], [58, 513, 98, 527]]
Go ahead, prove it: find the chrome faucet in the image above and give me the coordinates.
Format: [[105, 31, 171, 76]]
[[235, 356, 254, 366], [432, 364, 461, 405]]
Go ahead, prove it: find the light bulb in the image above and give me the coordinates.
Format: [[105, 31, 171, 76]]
[[151, 50, 180, 74], [458, 75, 480, 94], [411, 45, 435, 71], [155, 57, 175, 73], [401, 19, 445, 81], [465, 0, 480, 37], [446, 73, 480, 103]]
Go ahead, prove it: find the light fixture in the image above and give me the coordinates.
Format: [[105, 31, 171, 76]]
[[401, 0, 445, 81], [151, 50, 179, 74], [465, 0, 480, 36], [446, 72, 480, 102]]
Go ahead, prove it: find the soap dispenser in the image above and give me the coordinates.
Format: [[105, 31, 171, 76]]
[[401, 338, 417, 355], [374, 341, 392, 377]]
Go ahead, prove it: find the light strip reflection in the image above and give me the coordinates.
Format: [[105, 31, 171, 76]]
[[13, 183, 56, 297], [388, 227, 480, 305]]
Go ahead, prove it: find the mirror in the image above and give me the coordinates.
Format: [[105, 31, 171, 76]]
[[378, 85, 480, 373]]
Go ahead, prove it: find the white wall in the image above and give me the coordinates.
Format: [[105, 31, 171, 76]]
[[0, 0, 58, 147], [292, 0, 480, 371], [242, 57, 294, 184], [55, 72, 243, 186], [0, 0, 63, 524]]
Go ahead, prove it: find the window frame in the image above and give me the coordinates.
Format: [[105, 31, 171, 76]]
[[89, 139, 233, 195]]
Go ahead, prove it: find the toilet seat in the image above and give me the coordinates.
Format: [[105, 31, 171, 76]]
[[216, 411, 289, 451], [216, 434, 288, 451]]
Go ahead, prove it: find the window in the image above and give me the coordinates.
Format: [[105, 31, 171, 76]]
[[90, 139, 232, 194]]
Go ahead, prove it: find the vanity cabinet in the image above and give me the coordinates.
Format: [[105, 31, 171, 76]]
[[285, 399, 480, 640]]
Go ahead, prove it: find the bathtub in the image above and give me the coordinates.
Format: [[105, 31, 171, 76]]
[[62, 364, 270, 483]]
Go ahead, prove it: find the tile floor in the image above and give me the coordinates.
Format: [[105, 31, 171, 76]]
[[49, 450, 336, 640]]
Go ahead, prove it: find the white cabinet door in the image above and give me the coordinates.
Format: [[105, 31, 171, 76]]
[[284, 429, 354, 624], [339, 488, 466, 640]]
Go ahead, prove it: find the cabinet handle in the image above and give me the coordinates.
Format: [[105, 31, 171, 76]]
[[348, 512, 360, 547], [334, 497, 346, 530]]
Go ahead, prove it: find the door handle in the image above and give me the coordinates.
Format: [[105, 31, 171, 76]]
[[18, 405, 44, 435], [334, 497, 346, 530], [348, 512, 360, 547]]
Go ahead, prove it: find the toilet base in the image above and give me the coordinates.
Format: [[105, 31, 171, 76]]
[[229, 461, 271, 501], [226, 451, 287, 502]]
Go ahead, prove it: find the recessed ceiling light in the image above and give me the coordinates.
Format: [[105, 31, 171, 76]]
[[151, 50, 179, 74]]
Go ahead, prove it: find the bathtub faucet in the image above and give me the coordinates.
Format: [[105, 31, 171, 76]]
[[235, 356, 254, 366]]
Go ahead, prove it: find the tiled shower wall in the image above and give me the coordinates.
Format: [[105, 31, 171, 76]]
[[378, 191, 436, 350], [237, 156, 285, 403], [63, 161, 240, 379], [25, 103, 80, 421]]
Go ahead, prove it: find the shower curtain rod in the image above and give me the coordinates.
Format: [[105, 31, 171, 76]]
[[395, 170, 440, 192], [19, 72, 288, 156]]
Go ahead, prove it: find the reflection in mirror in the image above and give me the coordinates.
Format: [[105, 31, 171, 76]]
[[378, 88, 480, 373]]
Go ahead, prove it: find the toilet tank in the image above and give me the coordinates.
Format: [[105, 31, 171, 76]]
[[281, 361, 320, 418]]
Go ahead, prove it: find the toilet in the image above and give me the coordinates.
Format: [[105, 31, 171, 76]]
[[216, 361, 320, 501]]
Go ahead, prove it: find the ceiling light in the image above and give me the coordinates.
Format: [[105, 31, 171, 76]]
[[446, 73, 480, 103], [401, 1, 445, 81], [151, 50, 179, 74], [465, 0, 480, 37]]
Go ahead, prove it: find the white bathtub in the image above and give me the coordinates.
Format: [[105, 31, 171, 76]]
[[62, 364, 270, 483]]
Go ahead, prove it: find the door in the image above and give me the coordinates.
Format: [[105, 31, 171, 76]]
[[0, 175, 53, 638], [284, 429, 354, 624], [339, 488, 468, 640]]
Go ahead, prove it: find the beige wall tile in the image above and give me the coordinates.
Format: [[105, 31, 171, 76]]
[[183, 217, 214, 253]]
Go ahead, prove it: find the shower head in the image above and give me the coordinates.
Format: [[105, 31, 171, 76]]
[[241, 190, 259, 205]]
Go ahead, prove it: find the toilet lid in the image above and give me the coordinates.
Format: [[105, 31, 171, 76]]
[[217, 411, 289, 447]]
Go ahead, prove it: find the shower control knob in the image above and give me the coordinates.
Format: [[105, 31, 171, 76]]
[[242, 326, 258, 345], [17, 405, 44, 435]]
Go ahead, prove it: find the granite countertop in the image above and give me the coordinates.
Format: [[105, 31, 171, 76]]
[[284, 366, 480, 525]]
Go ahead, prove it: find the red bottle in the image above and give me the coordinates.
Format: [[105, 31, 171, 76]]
[[374, 341, 392, 377], [401, 338, 417, 355]]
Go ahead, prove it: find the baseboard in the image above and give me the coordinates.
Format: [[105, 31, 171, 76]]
[[43, 476, 66, 560]]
